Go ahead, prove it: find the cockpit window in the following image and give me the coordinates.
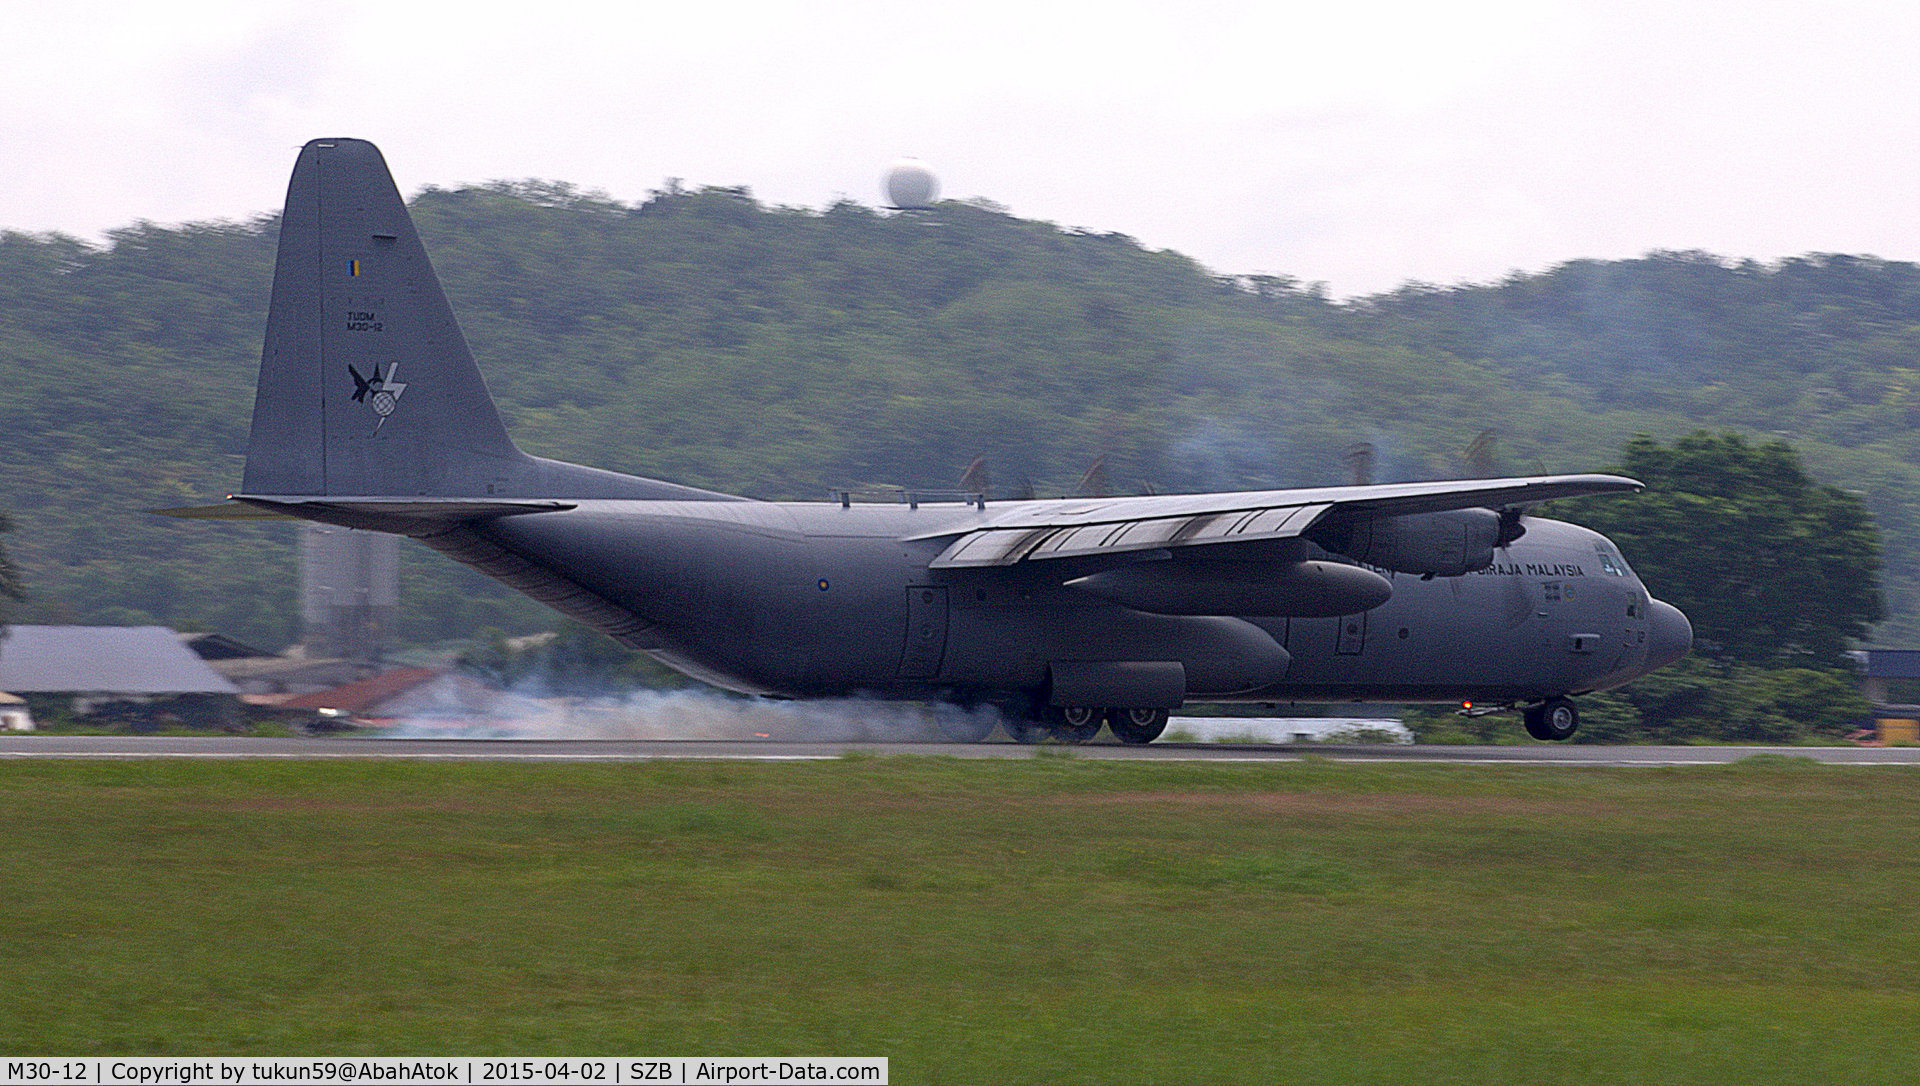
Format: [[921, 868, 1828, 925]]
[[1595, 545, 1628, 577]]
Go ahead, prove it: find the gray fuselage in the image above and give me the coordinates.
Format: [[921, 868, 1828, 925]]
[[473, 498, 1678, 706]]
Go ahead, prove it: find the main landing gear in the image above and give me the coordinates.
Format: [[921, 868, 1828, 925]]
[[1004, 706, 1172, 745], [1107, 707, 1171, 745], [1522, 696, 1580, 741]]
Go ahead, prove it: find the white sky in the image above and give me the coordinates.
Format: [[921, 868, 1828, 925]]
[[5, 0, 1919, 296]]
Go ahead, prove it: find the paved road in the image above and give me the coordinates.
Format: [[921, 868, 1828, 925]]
[[3, 735, 1918, 765]]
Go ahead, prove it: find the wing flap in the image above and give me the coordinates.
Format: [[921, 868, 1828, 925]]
[[931, 502, 1332, 568], [934, 527, 1060, 568]]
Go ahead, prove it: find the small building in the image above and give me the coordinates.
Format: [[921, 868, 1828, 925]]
[[178, 631, 276, 661], [0, 692, 32, 731], [202, 651, 382, 704], [1853, 649, 1920, 743], [0, 625, 241, 726], [280, 666, 526, 729], [175, 629, 399, 703]]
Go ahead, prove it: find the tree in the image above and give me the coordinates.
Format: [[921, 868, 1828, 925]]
[[1566, 660, 1870, 744], [1565, 432, 1883, 668]]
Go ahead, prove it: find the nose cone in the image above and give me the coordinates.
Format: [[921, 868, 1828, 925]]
[[1645, 599, 1693, 671]]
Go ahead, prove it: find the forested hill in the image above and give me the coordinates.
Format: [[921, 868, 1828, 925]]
[[1362, 251, 1920, 441], [4, 182, 1920, 649]]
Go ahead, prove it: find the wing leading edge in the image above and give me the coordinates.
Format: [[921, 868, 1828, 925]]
[[921, 473, 1641, 570]]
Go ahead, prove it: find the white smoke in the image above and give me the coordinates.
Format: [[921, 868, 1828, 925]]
[[380, 686, 1006, 742]]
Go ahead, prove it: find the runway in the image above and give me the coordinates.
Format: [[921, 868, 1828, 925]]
[[4, 734, 1919, 765]]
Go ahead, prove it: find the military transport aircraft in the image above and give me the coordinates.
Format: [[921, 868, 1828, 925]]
[[164, 138, 1692, 744]]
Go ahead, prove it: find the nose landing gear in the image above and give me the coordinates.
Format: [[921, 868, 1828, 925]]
[[1522, 697, 1580, 741]]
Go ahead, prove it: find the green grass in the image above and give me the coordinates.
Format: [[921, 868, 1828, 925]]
[[3, 757, 1919, 1083]]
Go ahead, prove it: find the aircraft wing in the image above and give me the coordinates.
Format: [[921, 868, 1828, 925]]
[[918, 473, 1641, 569]]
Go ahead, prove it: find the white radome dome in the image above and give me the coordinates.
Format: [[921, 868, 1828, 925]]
[[884, 158, 939, 209]]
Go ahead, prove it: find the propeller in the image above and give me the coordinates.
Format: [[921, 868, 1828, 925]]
[[1495, 505, 1527, 548], [1074, 456, 1111, 499], [1344, 442, 1376, 485], [1464, 429, 1498, 478], [958, 456, 991, 496]]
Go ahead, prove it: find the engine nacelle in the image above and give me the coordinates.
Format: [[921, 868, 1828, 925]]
[[1313, 508, 1503, 577]]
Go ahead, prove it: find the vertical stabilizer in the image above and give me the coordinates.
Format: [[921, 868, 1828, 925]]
[[244, 139, 526, 496], [242, 138, 742, 503]]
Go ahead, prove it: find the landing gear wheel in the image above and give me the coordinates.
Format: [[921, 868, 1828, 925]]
[[1045, 705, 1106, 744], [1523, 697, 1580, 741], [1108, 707, 1170, 745]]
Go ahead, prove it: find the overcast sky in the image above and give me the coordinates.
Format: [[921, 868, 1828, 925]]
[[5, 0, 1918, 296]]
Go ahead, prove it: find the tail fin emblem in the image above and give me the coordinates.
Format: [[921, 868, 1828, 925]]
[[347, 362, 409, 432]]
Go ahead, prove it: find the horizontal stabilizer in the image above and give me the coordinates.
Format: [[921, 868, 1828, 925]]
[[154, 495, 575, 528], [151, 503, 300, 520], [235, 495, 575, 516]]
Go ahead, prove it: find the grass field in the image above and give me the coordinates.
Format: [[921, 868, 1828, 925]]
[[3, 754, 1918, 1084]]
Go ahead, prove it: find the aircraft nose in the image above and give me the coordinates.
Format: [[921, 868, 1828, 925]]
[[1645, 599, 1693, 671]]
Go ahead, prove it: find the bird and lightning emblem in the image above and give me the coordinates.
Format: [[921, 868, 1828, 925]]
[[347, 362, 408, 433]]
